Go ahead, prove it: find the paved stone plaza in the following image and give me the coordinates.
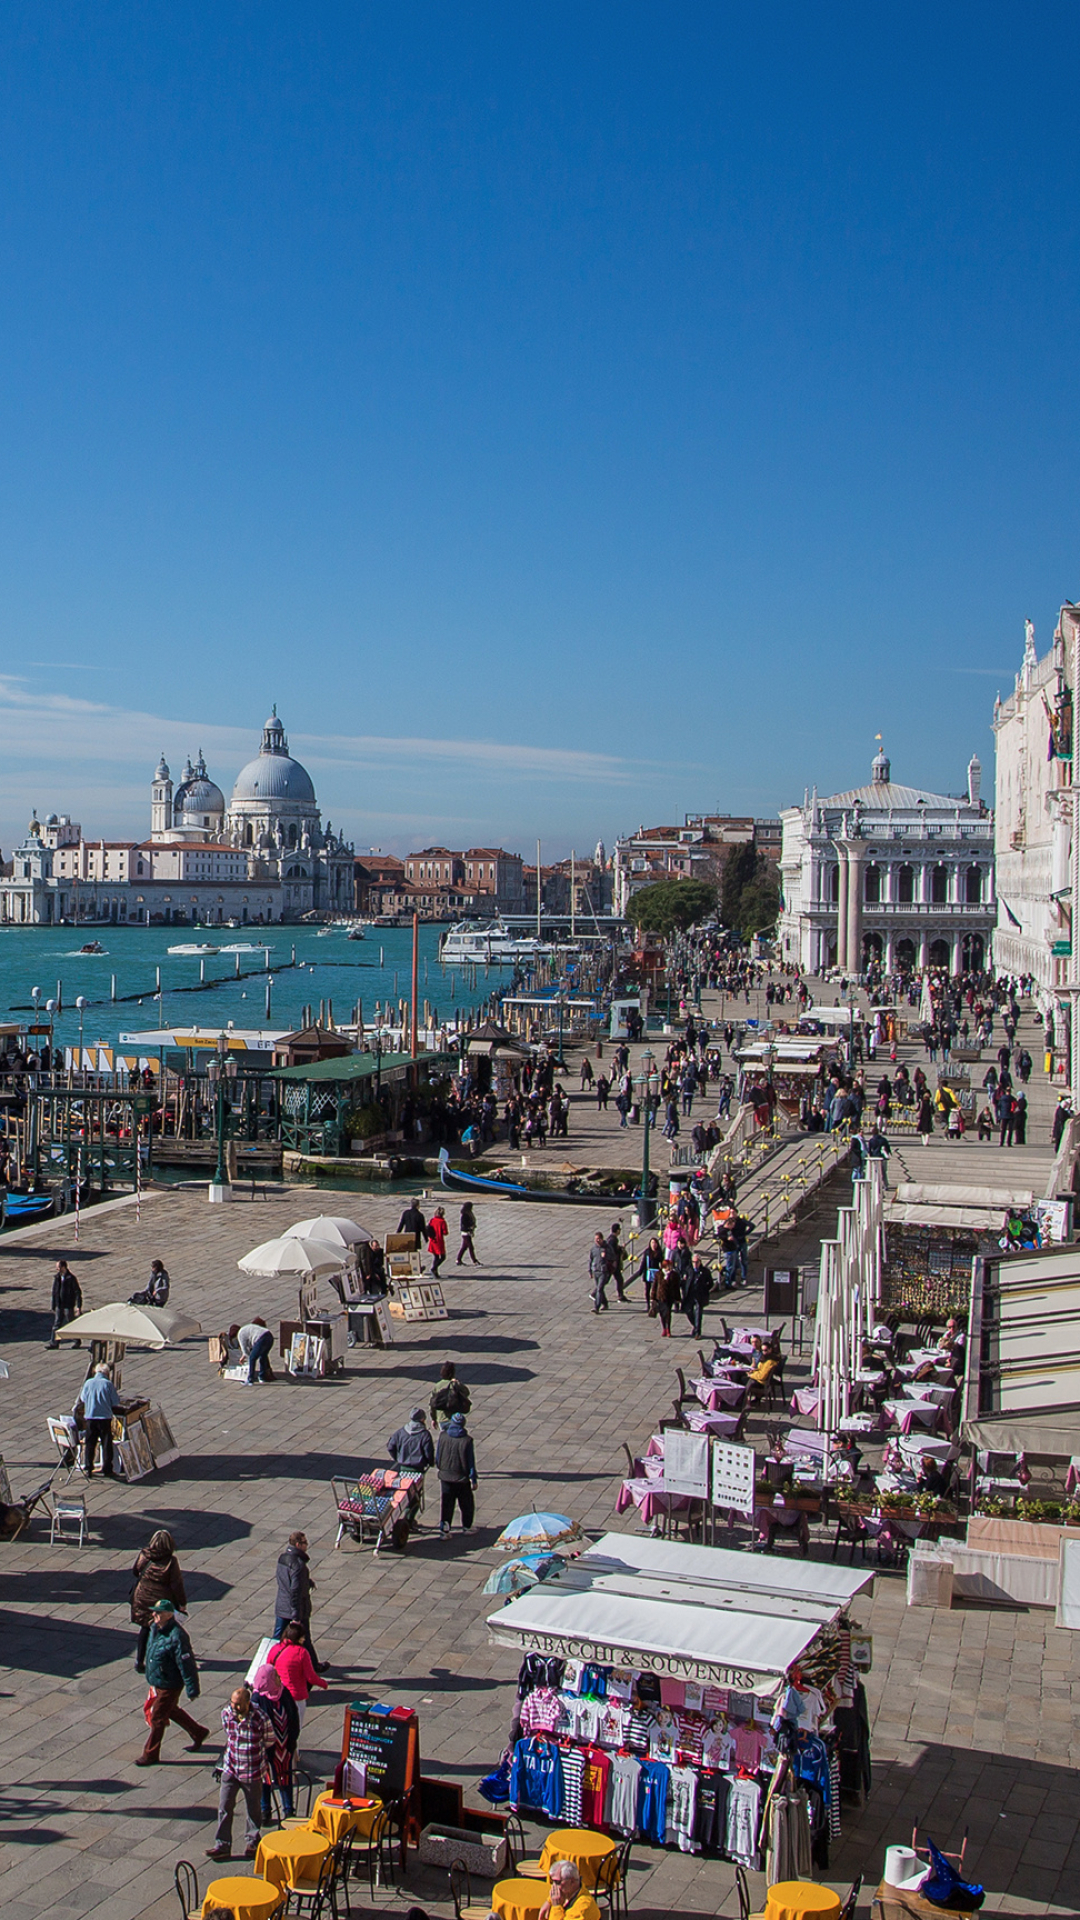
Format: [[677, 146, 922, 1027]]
[[1, 992, 1079, 1919]]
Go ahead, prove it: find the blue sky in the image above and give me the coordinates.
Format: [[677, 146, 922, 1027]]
[[0, 3, 1077, 856]]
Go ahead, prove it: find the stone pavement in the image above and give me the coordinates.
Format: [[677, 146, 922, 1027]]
[[0, 981, 1077, 1920]]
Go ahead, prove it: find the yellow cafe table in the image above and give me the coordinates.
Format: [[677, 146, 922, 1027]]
[[309, 1790, 383, 1843], [765, 1882, 843, 1920], [202, 1876, 281, 1920], [491, 1876, 550, 1920], [253, 1827, 331, 1894], [539, 1829, 618, 1890]]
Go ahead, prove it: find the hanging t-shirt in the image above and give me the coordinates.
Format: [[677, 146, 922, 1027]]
[[701, 1686, 729, 1715], [667, 1765, 700, 1852], [725, 1777, 762, 1867], [731, 1724, 769, 1772], [562, 1660, 585, 1695], [607, 1669, 634, 1703], [605, 1752, 642, 1835], [519, 1688, 565, 1736], [683, 1681, 705, 1713], [673, 1710, 708, 1765], [793, 1686, 827, 1730], [625, 1707, 654, 1755], [700, 1722, 735, 1770], [597, 1702, 627, 1749], [694, 1770, 729, 1852], [581, 1746, 612, 1828], [659, 1678, 686, 1709], [580, 1664, 609, 1699], [564, 1696, 602, 1745], [561, 1746, 585, 1827], [509, 1739, 564, 1819], [648, 1709, 679, 1764], [637, 1760, 670, 1845]]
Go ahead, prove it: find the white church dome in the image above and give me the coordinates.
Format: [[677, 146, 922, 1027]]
[[230, 709, 316, 806]]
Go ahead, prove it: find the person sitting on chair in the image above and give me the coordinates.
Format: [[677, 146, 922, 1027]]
[[535, 1862, 600, 1920], [129, 1259, 170, 1307]]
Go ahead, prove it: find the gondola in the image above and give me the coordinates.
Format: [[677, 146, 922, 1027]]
[[437, 1147, 635, 1207], [2, 1191, 56, 1226]]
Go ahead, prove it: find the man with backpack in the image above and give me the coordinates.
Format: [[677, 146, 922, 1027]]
[[430, 1360, 471, 1426]]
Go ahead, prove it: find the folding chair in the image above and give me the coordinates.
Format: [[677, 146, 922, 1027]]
[[735, 1864, 767, 1920], [47, 1416, 86, 1486], [48, 1494, 87, 1547], [286, 1850, 336, 1918]]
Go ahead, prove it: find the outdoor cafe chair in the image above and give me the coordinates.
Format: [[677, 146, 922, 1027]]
[[173, 1860, 200, 1920], [734, 1864, 767, 1920], [839, 1872, 863, 1920], [503, 1814, 542, 1876], [269, 1765, 314, 1828], [284, 1847, 336, 1917], [347, 1802, 396, 1895], [450, 1859, 494, 1920], [596, 1837, 635, 1920]]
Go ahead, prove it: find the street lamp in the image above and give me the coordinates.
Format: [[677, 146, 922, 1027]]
[[76, 996, 87, 1078], [45, 998, 56, 1074], [636, 1045, 658, 1228], [206, 1033, 238, 1203]]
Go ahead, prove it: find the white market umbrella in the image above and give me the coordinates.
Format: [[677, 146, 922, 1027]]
[[238, 1236, 343, 1279], [283, 1215, 375, 1251], [55, 1303, 202, 1349]]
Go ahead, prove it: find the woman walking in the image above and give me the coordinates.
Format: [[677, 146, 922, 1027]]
[[652, 1262, 678, 1338], [427, 1206, 449, 1276], [252, 1660, 299, 1822], [131, 1528, 187, 1673], [456, 1201, 480, 1266]]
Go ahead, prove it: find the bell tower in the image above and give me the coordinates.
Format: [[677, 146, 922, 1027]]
[[151, 753, 173, 842]]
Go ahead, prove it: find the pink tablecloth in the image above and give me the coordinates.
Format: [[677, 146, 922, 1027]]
[[684, 1407, 742, 1437], [790, 1388, 821, 1416], [616, 1478, 693, 1525], [884, 1398, 942, 1435], [692, 1377, 746, 1409]]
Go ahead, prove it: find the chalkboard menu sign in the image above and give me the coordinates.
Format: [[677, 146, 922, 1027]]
[[337, 1698, 420, 1810]]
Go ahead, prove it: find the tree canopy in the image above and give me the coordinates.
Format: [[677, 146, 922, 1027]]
[[626, 878, 717, 936], [720, 844, 780, 938]]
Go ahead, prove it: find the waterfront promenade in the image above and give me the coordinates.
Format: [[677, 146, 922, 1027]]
[[0, 982, 1077, 1918]]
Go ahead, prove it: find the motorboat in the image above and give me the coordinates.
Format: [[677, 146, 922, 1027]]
[[78, 941, 106, 955], [218, 942, 271, 955], [438, 921, 551, 966], [167, 943, 220, 956]]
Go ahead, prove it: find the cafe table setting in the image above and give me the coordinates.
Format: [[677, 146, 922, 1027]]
[[764, 1880, 842, 1920], [201, 1877, 282, 1920], [308, 1789, 382, 1842], [491, 1876, 550, 1920], [616, 1476, 693, 1528], [253, 1826, 331, 1894], [537, 1827, 618, 1888]]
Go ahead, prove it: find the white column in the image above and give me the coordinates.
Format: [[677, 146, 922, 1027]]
[[835, 849, 849, 969]]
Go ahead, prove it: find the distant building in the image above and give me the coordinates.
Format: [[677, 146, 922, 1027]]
[[777, 748, 995, 974], [613, 815, 777, 916], [992, 616, 1074, 1023], [0, 709, 354, 924]]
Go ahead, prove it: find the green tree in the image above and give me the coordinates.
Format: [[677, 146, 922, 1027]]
[[720, 845, 780, 939], [626, 878, 717, 936]]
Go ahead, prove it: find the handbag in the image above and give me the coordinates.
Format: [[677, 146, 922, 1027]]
[[142, 1689, 157, 1728]]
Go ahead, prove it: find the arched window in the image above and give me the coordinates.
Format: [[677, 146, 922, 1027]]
[[931, 864, 948, 904], [965, 864, 982, 904], [827, 864, 840, 904], [864, 864, 881, 903], [898, 863, 914, 904], [244, 823, 253, 847], [288, 823, 298, 849]]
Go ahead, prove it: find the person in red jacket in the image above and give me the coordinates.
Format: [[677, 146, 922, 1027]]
[[267, 1622, 328, 1729], [426, 1206, 448, 1276]]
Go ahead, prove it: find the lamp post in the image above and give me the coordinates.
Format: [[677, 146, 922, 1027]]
[[206, 1033, 237, 1203], [45, 998, 56, 1077], [636, 1045, 658, 1229], [76, 996, 87, 1079]]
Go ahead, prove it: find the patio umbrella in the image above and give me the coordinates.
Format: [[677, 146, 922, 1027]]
[[481, 1553, 563, 1597], [237, 1237, 343, 1278], [283, 1216, 375, 1251], [54, 1303, 202, 1348], [494, 1512, 583, 1554]]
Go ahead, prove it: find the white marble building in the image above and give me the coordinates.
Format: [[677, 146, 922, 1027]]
[[991, 617, 1073, 1022], [778, 748, 995, 974]]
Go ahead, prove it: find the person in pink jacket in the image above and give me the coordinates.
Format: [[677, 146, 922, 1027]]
[[267, 1622, 328, 1727]]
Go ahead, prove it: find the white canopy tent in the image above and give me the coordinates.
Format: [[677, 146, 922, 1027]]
[[487, 1533, 872, 1693]]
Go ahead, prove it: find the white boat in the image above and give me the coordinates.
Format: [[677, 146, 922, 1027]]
[[219, 942, 272, 955], [439, 921, 551, 966], [167, 943, 220, 956]]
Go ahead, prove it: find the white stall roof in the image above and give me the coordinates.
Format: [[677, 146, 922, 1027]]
[[486, 1532, 872, 1691]]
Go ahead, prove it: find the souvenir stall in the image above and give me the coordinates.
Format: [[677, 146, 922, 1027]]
[[486, 1535, 873, 1873]]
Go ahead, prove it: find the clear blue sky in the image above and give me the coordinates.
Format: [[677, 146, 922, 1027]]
[[0, 3, 1076, 856]]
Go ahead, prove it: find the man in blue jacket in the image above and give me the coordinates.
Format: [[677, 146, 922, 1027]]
[[81, 1362, 122, 1477], [137, 1599, 208, 1765]]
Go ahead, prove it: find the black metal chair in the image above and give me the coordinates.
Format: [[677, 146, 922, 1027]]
[[450, 1858, 494, 1920], [839, 1873, 863, 1920], [595, 1836, 634, 1920], [346, 1802, 395, 1896], [735, 1864, 767, 1920], [285, 1848, 336, 1917], [831, 1497, 869, 1565], [329, 1829, 356, 1918], [275, 1765, 315, 1829], [173, 1860, 200, 1920], [503, 1812, 544, 1876]]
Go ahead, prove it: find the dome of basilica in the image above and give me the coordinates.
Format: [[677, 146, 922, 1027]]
[[230, 710, 316, 806]]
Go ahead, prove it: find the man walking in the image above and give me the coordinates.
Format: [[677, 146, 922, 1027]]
[[274, 1531, 324, 1670], [435, 1410, 478, 1534], [136, 1598, 207, 1765], [397, 1198, 427, 1240], [430, 1360, 471, 1427], [589, 1232, 608, 1314], [683, 1254, 712, 1338], [47, 1259, 82, 1349], [604, 1223, 627, 1303], [205, 1685, 268, 1863]]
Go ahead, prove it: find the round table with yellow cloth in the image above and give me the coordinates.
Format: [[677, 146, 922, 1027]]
[[202, 1876, 282, 1920], [253, 1827, 331, 1893], [309, 1790, 383, 1843], [492, 1875, 550, 1920], [538, 1829, 618, 1890], [765, 1881, 842, 1920]]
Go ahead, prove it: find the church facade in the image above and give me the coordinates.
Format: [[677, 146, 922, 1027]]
[[778, 748, 996, 975], [0, 710, 355, 925]]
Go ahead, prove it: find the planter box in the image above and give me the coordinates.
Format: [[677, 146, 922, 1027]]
[[417, 1823, 508, 1878], [966, 1514, 1080, 1558]]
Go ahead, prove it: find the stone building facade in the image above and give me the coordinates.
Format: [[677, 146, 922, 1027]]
[[778, 749, 995, 975], [992, 616, 1073, 1023]]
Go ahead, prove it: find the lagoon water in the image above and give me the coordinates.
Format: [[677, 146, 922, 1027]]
[[0, 922, 492, 1053]]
